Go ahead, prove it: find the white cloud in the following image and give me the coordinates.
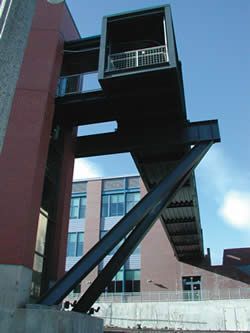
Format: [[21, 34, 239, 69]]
[[73, 158, 103, 180], [196, 146, 233, 197], [196, 145, 250, 231], [219, 191, 250, 230]]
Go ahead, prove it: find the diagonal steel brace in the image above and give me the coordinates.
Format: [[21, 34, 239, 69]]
[[72, 141, 213, 312], [38, 141, 213, 306]]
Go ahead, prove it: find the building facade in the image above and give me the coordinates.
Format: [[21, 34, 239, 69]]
[[0, 0, 80, 310], [66, 176, 250, 299], [0, 0, 248, 319]]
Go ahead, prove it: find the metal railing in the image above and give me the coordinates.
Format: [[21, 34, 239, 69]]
[[66, 287, 250, 304], [108, 45, 169, 72]]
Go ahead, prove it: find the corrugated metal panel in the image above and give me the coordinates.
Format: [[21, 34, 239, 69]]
[[72, 181, 87, 193], [125, 254, 140, 270], [68, 218, 85, 232], [133, 144, 204, 259], [103, 178, 124, 191], [101, 216, 123, 231], [127, 176, 140, 188], [65, 256, 82, 271]]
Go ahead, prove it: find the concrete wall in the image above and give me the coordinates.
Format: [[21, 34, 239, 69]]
[[97, 299, 250, 331], [0, 265, 32, 310], [0, 306, 103, 333], [0, 0, 37, 153]]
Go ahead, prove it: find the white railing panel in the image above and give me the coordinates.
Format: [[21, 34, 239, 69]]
[[108, 45, 169, 72]]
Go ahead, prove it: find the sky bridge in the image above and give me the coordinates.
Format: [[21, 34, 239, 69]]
[[38, 5, 220, 312]]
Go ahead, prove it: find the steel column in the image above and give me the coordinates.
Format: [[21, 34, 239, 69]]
[[73, 169, 191, 312], [38, 141, 213, 306], [72, 141, 213, 313]]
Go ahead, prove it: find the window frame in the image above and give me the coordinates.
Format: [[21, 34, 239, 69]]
[[66, 232, 84, 257], [70, 194, 86, 219], [101, 189, 140, 217]]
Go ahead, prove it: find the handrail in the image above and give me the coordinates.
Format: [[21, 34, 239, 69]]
[[108, 45, 169, 72], [65, 287, 250, 303]]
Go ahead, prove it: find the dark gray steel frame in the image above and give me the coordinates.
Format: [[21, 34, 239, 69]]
[[38, 140, 215, 310], [73, 142, 212, 313]]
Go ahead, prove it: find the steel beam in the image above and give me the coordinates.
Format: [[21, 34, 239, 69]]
[[72, 172, 191, 313], [38, 141, 213, 306], [73, 141, 213, 313], [75, 120, 220, 158]]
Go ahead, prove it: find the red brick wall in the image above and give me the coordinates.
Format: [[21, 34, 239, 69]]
[[140, 180, 250, 292], [0, 1, 79, 271], [81, 180, 102, 292]]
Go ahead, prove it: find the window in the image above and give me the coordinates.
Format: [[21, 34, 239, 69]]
[[101, 195, 109, 217], [105, 270, 141, 294], [101, 191, 140, 217], [57, 75, 83, 96], [66, 232, 84, 257], [102, 193, 124, 217], [70, 196, 86, 219], [107, 270, 124, 293], [182, 276, 201, 301], [126, 192, 140, 213], [125, 270, 141, 292], [110, 194, 124, 216], [76, 232, 84, 256]]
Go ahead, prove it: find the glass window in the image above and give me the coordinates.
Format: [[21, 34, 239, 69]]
[[132, 245, 140, 255], [125, 270, 140, 280], [182, 276, 201, 301], [70, 198, 80, 219], [116, 280, 123, 292], [134, 280, 140, 292], [67, 233, 77, 256], [115, 270, 124, 281], [107, 281, 115, 293], [35, 210, 48, 256], [102, 191, 140, 217], [76, 232, 84, 256], [79, 197, 86, 218], [101, 195, 109, 217], [64, 75, 83, 95], [126, 192, 140, 213], [107, 271, 123, 293], [110, 194, 124, 216], [125, 270, 141, 292], [67, 232, 84, 257], [70, 196, 86, 219]]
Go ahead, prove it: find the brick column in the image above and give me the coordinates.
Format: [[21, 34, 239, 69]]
[[81, 179, 102, 293]]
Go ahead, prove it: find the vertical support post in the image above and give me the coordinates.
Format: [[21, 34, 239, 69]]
[[135, 50, 139, 67], [39, 142, 213, 307], [122, 266, 125, 303]]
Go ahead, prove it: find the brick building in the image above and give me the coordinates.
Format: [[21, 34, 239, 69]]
[[0, 0, 80, 307], [66, 175, 250, 299], [0, 0, 248, 318]]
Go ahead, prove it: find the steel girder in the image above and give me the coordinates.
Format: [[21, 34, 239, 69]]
[[38, 141, 213, 308]]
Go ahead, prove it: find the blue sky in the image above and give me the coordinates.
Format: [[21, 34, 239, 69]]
[[66, 0, 250, 264]]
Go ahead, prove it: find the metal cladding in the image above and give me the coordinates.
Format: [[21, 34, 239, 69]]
[[39, 5, 221, 310]]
